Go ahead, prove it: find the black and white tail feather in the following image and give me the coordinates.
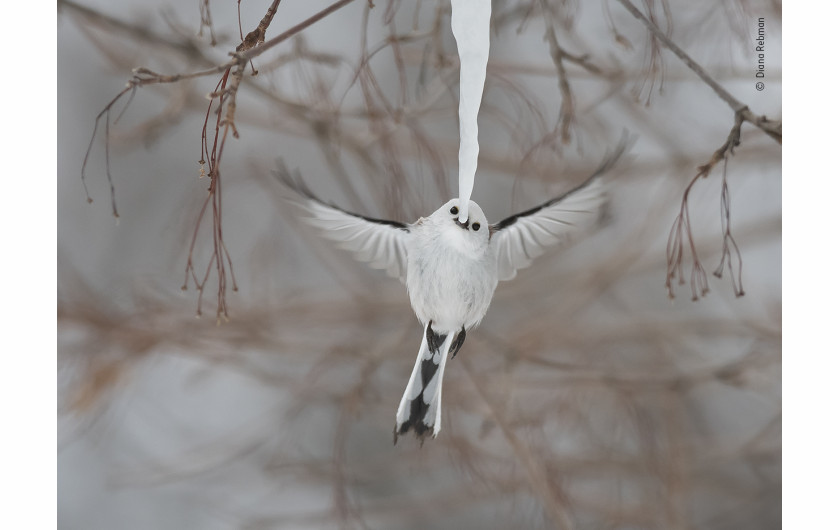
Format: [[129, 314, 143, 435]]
[[393, 325, 466, 443], [277, 136, 630, 443]]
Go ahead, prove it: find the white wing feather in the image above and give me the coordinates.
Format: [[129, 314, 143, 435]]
[[302, 200, 410, 280], [491, 137, 629, 281], [492, 176, 607, 281], [278, 168, 411, 282]]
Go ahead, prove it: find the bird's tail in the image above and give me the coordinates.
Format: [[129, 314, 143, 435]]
[[394, 324, 465, 443]]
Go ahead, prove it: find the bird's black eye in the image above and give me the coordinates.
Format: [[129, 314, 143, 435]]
[[450, 206, 459, 215], [472, 222, 480, 231]]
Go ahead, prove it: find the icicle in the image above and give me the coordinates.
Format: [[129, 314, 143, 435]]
[[450, 0, 491, 223]]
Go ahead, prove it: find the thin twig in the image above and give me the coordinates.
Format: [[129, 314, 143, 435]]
[[666, 111, 746, 299], [537, 0, 605, 144], [238, 0, 361, 62], [539, 0, 575, 144], [198, 0, 217, 45]]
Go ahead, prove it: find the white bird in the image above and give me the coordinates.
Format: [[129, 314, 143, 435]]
[[278, 142, 626, 443]]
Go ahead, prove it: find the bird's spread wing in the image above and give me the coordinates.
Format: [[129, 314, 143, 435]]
[[277, 165, 411, 282], [491, 140, 628, 281]]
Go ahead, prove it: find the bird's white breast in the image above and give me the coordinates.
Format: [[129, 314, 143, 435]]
[[405, 222, 497, 333]]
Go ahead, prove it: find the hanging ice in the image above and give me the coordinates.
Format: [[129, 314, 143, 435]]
[[451, 0, 491, 223]]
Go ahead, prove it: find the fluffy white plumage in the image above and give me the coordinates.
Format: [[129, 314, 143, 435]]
[[278, 141, 625, 442], [406, 199, 497, 332]]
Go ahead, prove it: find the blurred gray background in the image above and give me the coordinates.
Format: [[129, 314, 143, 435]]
[[58, 1, 781, 528]]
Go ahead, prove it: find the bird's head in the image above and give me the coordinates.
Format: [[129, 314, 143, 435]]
[[431, 199, 490, 255]]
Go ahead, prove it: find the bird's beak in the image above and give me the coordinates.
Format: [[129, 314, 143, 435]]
[[454, 218, 470, 230]]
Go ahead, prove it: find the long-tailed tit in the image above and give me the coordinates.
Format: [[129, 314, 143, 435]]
[[279, 141, 626, 443]]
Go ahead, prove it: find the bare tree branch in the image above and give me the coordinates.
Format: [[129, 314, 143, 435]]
[[615, 0, 781, 143], [77, 0, 365, 320]]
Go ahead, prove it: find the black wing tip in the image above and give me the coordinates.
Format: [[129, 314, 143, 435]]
[[273, 159, 321, 206], [359, 215, 411, 232], [586, 130, 636, 184], [491, 133, 634, 232], [274, 160, 411, 231]]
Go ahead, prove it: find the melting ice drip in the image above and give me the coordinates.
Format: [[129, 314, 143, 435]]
[[450, 0, 491, 223]]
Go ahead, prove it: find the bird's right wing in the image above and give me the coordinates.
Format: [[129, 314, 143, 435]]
[[277, 166, 411, 282]]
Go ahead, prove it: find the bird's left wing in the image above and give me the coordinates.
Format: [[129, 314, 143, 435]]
[[491, 140, 627, 281], [278, 167, 411, 282]]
